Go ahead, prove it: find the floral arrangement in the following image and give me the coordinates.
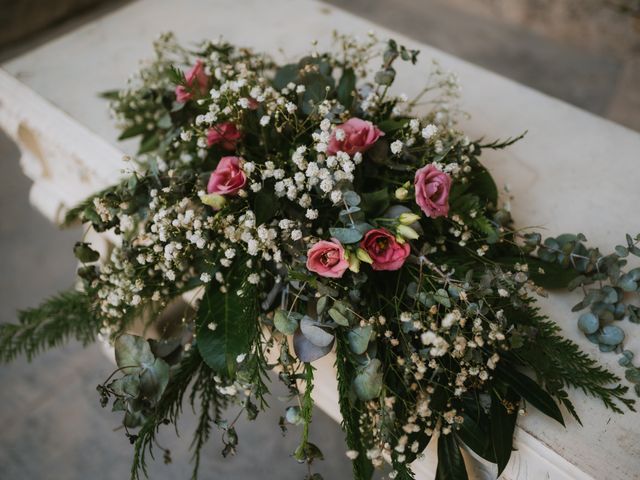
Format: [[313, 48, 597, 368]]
[[2, 32, 639, 480]]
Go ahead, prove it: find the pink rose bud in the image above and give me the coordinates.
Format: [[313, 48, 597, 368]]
[[327, 118, 384, 156], [359, 228, 410, 271], [175, 60, 209, 103], [414, 164, 452, 218], [207, 122, 242, 151], [207, 156, 247, 197], [306, 239, 350, 278]]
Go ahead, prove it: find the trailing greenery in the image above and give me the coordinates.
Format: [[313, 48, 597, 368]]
[[0, 290, 100, 362]]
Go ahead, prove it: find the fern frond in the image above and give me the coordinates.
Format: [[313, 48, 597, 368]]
[[0, 290, 99, 362]]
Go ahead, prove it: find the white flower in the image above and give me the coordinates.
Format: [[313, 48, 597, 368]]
[[291, 229, 303, 241], [330, 190, 342, 204], [320, 118, 331, 131], [260, 115, 271, 126], [390, 140, 403, 155], [305, 209, 319, 220], [248, 273, 260, 284], [334, 128, 346, 141], [421, 124, 438, 140], [200, 273, 212, 283], [285, 102, 297, 113]]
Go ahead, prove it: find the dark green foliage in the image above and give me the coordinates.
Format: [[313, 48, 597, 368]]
[[0, 290, 100, 362], [130, 350, 226, 480], [335, 336, 374, 480], [435, 433, 468, 480], [196, 266, 258, 376]]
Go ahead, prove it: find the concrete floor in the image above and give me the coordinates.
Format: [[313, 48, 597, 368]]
[[1, 1, 638, 479]]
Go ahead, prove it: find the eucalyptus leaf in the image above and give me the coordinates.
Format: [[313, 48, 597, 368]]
[[293, 330, 333, 362], [353, 359, 383, 401], [300, 316, 334, 347], [347, 325, 373, 355], [329, 227, 362, 244], [139, 357, 170, 405], [114, 334, 154, 370], [274, 309, 299, 335], [328, 307, 350, 327]]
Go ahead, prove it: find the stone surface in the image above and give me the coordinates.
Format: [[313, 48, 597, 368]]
[[324, 0, 640, 131], [0, 130, 353, 479]]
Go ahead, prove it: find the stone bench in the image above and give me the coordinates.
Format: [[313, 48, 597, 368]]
[[1, 1, 639, 478]]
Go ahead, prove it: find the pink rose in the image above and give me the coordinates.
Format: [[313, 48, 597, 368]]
[[414, 164, 452, 218], [360, 228, 410, 271], [175, 60, 209, 103], [207, 156, 247, 196], [327, 118, 384, 156], [207, 122, 242, 150], [306, 239, 349, 278]]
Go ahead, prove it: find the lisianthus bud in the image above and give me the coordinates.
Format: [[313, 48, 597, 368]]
[[397, 224, 420, 240], [356, 247, 374, 264], [200, 193, 226, 210], [348, 252, 361, 273], [395, 234, 406, 244], [395, 187, 408, 200], [398, 212, 421, 225]]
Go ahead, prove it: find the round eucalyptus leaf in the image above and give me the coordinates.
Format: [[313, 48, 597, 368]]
[[577, 313, 599, 334], [274, 309, 299, 335], [108, 375, 141, 398], [328, 227, 362, 244], [618, 274, 638, 292], [624, 368, 640, 384], [353, 359, 383, 401], [300, 316, 334, 347], [293, 330, 334, 363], [343, 191, 361, 207], [597, 325, 625, 346], [347, 325, 373, 355], [139, 358, 170, 406], [285, 406, 303, 425], [114, 334, 154, 370]]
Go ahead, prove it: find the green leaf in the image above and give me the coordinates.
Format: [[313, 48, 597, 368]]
[[254, 190, 278, 225], [118, 123, 146, 141], [329, 227, 363, 244], [337, 67, 356, 108], [274, 309, 299, 335], [496, 366, 564, 425], [139, 357, 170, 405], [457, 415, 495, 463], [490, 389, 519, 475], [73, 242, 100, 263], [347, 325, 373, 355], [328, 307, 350, 326], [470, 162, 498, 206], [353, 359, 383, 401], [196, 274, 257, 376], [360, 189, 390, 217], [273, 63, 299, 90], [114, 334, 155, 370], [435, 433, 468, 480]]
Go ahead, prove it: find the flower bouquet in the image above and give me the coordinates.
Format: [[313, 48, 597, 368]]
[[2, 32, 639, 480]]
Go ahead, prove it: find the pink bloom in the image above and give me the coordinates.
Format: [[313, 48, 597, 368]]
[[327, 118, 384, 156], [306, 239, 349, 278], [207, 122, 242, 150], [414, 164, 452, 218], [175, 60, 209, 103], [207, 156, 247, 196], [360, 228, 410, 271]]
